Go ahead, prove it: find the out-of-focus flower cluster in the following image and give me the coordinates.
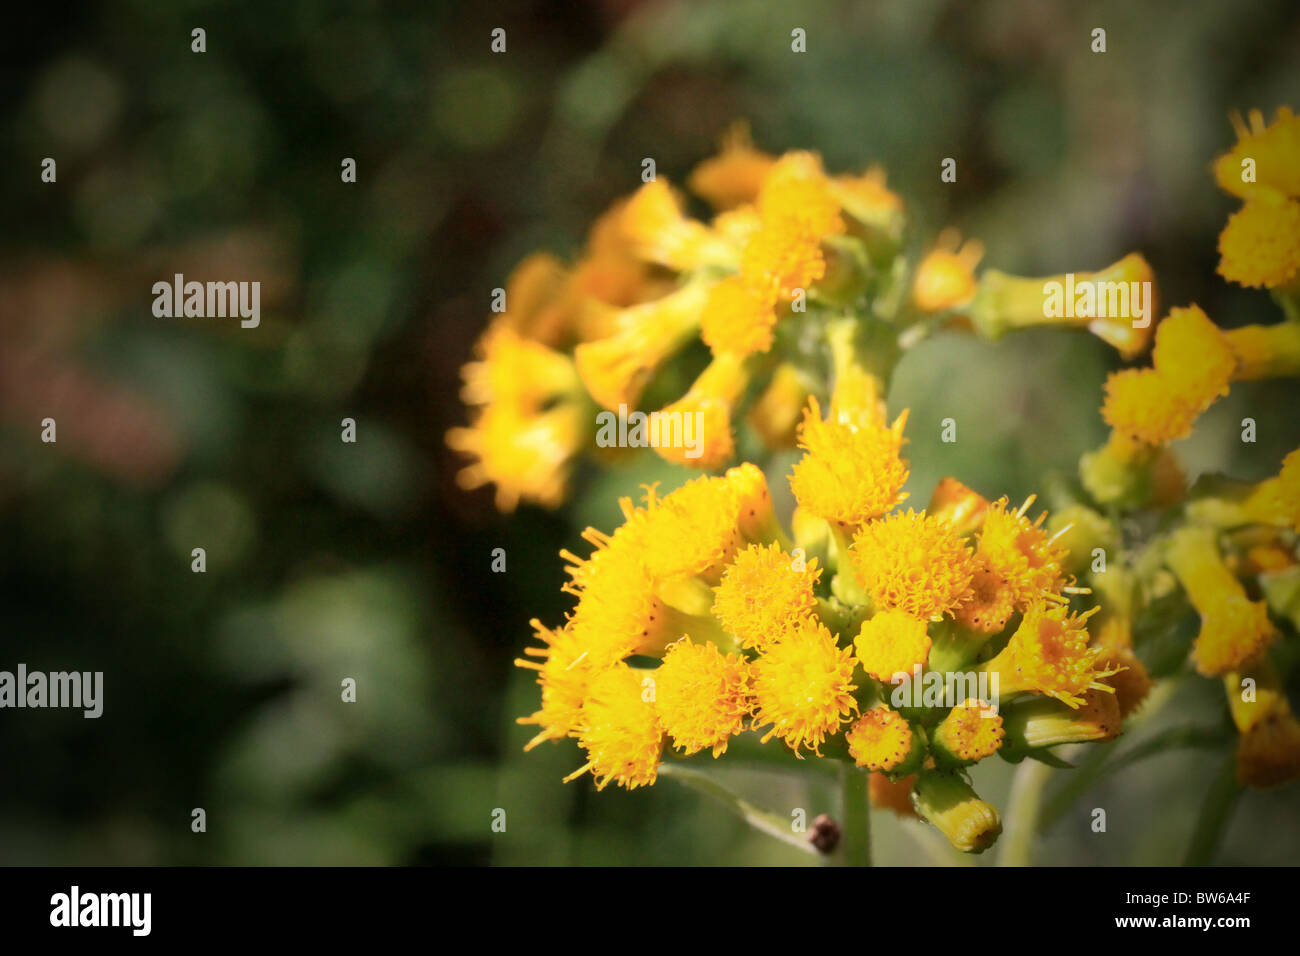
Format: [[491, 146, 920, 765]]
[[448, 123, 1151, 511]]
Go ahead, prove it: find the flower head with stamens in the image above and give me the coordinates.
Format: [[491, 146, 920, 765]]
[[627, 475, 747, 584], [712, 542, 821, 650], [973, 495, 1070, 610], [448, 322, 589, 511], [790, 397, 910, 527], [566, 665, 664, 791], [853, 609, 932, 682], [654, 639, 751, 758], [846, 706, 915, 772], [851, 510, 976, 620], [750, 619, 858, 755], [560, 509, 675, 660], [1218, 196, 1300, 289], [979, 602, 1119, 708], [741, 152, 845, 299], [515, 621, 597, 750], [932, 699, 1005, 765]]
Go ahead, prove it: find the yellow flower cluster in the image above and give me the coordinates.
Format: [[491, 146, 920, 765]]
[[487, 112, 1300, 864], [450, 124, 1160, 513], [1215, 107, 1300, 290], [517, 399, 1130, 853], [1062, 108, 1300, 789]]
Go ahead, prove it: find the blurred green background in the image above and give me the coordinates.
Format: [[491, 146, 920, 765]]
[[2, 0, 1298, 865]]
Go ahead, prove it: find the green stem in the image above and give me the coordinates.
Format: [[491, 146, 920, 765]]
[[838, 764, 871, 867], [1183, 754, 1241, 866], [658, 763, 818, 856], [998, 758, 1054, 866]]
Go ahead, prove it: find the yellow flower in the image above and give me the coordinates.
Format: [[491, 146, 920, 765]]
[[1101, 305, 1236, 447], [1165, 525, 1276, 676], [911, 770, 1002, 854], [972, 495, 1070, 611], [1218, 196, 1300, 289], [652, 351, 752, 469], [831, 166, 904, 233], [932, 698, 1005, 765], [654, 639, 751, 758], [951, 566, 1018, 635], [927, 477, 992, 536], [1224, 662, 1300, 788], [825, 317, 890, 428], [712, 542, 821, 650], [699, 275, 779, 358], [448, 322, 590, 511], [1002, 688, 1123, 749], [853, 610, 932, 682], [457, 323, 584, 411], [1101, 369, 1201, 446], [741, 152, 845, 299], [1243, 447, 1300, 532], [1151, 305, 1235, 401], [748, 362, 813, 449], [687, 121, 777, 211], [789, 397, 910, 527], [447, 402, 586, 512], [574, 280, 711, 411], [750, 618, 858, 755], [621, 179, 741, 272], [978, 602, 1119, 707], [570, 201, 661, 317], [515, 620, 596, 750], [846, 706, 916, 772], [969, 252, 1158, 359], [851, 510, 976, 620], [655, 351, 759, 470], [756, 153, 843, 236], [491, 252, 574, 347], [627, 475, 747, 584], [560, 516, 677, 661], [913, 229, 984, 312], [565, 665, 663, 790], [1213, 107, 1300, 202]]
